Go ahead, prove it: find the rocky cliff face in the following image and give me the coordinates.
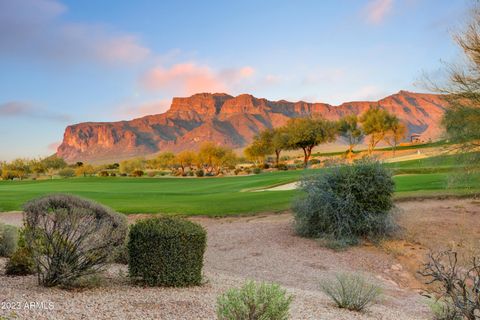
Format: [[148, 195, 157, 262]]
[[57, 91, 447, 162]]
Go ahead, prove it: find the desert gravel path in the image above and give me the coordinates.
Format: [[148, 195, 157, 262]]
[[0, 201, 455, 319]]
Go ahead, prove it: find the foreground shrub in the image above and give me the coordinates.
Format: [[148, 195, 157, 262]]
[[23, 194, 127, 287], [5, 247, 35, 276], [128, 217, 206, 287], [293, 160, 396, 246], [320, 273, 382, 311], [420, 250, 480, 320], [216, 280, 293, 320], [195, 169, 204, 177], [0, 223, 18, 257], [252, 167, 262, 174]]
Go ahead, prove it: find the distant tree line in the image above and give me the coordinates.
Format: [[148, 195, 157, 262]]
[[244, 107, 407, 167]]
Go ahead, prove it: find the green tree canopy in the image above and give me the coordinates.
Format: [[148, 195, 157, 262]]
[[338, 114, 364, 155], [285, 117, 338, 166]]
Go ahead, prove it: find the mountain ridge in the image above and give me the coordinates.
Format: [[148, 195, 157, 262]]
[[57, 91, 447, 162]]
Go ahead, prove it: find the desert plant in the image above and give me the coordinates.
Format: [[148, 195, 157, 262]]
[[0, 223, 18, 257], [319, 273, 382, 311], [253, 167, 262, 174], [23, 194, 127, 287], [58, 167, 75, 178], [275, 163, 288, 171], [216, 280, 293, 320], [98, 170, 109, 177], [131, 170, 144, 177], [5, 247, 35, 276], [128, 217, 206, 287], [293, 160, 396, 246], [427, 297, 462, 320], [234, 168, 241, 175], [419, 250, 480, 320], [195, 169, 205, 177]]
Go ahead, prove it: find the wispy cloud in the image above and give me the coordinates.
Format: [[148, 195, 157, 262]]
[[363, 0, 394, 25], [140, 62, 255, 95], [119, 99, 172, 118], [0, 0, 150, 65], [0, 101, 71, 122]]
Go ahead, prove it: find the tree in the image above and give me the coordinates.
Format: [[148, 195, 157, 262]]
[[75, 164, 96, 177], [176, 150, 196, 174], [41, 155, 67, 170], [359, 108, 396, 155], [151, 152, 176, 170], [119, 158, 145, 174], [244, 130, 274, 165], [271, 128, 290, 167], [426, 3, 480, 150], [198, 142, 237, 175], [285, 118, 338, 167], [383, 120, 407, 156], [338, 115, 364, 156]]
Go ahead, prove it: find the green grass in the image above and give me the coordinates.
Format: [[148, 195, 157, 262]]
[[312, 140, 451, 157], [0, 164, 478, 215]]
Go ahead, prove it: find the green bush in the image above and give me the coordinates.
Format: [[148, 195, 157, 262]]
[[252, 167, 262, 174], [5, 247, 35, 276], [128, 217, 206, 287], [58, 167, 75, 178], [195, 169, 204, 177], [275, 163, 288, 171], [98, 170, 109, 177], [131, 170, 144, 177], [0, 223, 18, 257], [293, 160, 396, 246], [23, 194, 127, 287], [320, 273, 382, 311], [216, 280, 293, 320]]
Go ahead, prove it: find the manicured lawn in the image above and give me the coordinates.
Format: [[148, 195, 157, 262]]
[[0, 167, 478, 215]]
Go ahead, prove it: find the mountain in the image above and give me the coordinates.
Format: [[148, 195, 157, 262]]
[[57, 91, 447, 162]]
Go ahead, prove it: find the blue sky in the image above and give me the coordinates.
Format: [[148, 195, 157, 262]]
[[0, 0, 469, 160]]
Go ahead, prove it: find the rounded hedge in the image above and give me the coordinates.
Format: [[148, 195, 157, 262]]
[[128, 217, 206, 287], [293, 160, 396, 246]]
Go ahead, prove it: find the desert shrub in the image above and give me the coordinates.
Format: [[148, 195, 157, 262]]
[[275, 163, 288, 171], [119, 173, 127, 177], [244, 168, 252, 174], [187, 171, 194, 176], [259, 163, 270, 169], [252, 167, 262, 174], [0, 223, 18, 257], [58, 167, 75, 178], [98, 170, 109, 177], [23, 194, 127, 287], [111, 233, 129, 264], [419, 250, 480, 320], [195, 169, 204, 177], [319, 273, 382, 311], [147, 171, 157, 177], [428, 297, 462, 320], [309, 158, 321, 165], [293, 160, 396, 246], [216, 280, 293, 320], [234, 168, 242, 175], [5, 247, 35, 276], [110, 172, 116, 177], [128, 217, 206, 287], [131, 170, 144, 177]]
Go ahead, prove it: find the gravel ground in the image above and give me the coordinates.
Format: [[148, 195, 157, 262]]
[[0, 202, 447, 320]]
